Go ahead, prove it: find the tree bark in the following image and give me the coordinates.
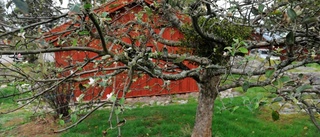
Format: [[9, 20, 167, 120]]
[[192, 69, 219, 137]]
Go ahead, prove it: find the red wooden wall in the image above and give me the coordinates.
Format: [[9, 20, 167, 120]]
[[49, 0, 198, 100]]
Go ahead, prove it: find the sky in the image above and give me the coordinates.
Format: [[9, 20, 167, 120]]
[[53, 0, 71, 9]]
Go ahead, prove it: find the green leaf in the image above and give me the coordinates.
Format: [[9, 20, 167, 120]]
[[84, 3, 92, 10], [242, 81, 250, 92], [272, 97, 283, 103], [115, 108, 121, 115], [286, 31, 295, 45], [224, 47, 234, 56], [101, 12, 109, 18], [302, 17, 318, 25], [101, 55, 111, 60], [272, 80, 282, 88], [144, 6, 152, 16], [271, 110, 280, 121], [273, 76, 291, 88], [72, 38, 78, 46], [70, 3, 81, 13], [12, 0, 29, 14], [173, 54, 187, 63], [224, 47, 232, 52], [77, 67, 83, 71], [258, 4, 265, 13], [259, 100, 268, 106], [296, 84, 312, 93], [240, 41, 248, 47], [251, 7, 259, 15], [279, 76, 290, 83], [270, 9, 282, 15], [98, 81, 107, 87], [238, 47, 248, 54], [78, 30, 90, 35], [59, 119, 65, 125], [110, 96, 117, 102], [298, 73, 304, 79], [105, 17, 112, 21], [265, 68, 275, 78], [119, 97, 125, 105], [287, 8, 297, 20], [71, 114, 77, 123], [254, 102, 260, 109]]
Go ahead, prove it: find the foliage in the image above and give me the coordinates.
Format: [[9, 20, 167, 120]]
[[180, 17, 251, 64]]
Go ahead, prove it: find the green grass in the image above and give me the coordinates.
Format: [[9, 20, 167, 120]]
[[61, 90, 319, 137], [306, 63, 320, 71], [0, 86, 18, 104], [1, 86, 318, 137], [0, 87, 32, 135], [289, 63, 320, 72]]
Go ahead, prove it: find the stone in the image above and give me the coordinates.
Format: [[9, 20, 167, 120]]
[[177, 100, 188, 104], [149, 100, 155, 105], [0, 84, 7, 88]]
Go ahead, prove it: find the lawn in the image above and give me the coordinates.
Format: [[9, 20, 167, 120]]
[[1, 86, 318, 137], [61, 88, 318, 137], [0, 86, 33, 136]]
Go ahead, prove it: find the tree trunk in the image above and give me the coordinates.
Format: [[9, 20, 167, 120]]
[[56, 101, 70, 117], [192, 69, 220, 137]]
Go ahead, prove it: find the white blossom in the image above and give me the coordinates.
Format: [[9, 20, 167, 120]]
[[107, 92, 113, 100], [88, 78, 95, 85], [0, 85, 7, 88], [21, 83, 30, 89], [17, 32, 26, 39], [76, 94, 85, 102]]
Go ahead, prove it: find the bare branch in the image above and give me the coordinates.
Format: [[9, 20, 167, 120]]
[[0, 47, 104, 55], [54, 101, 110, 133], [0, 13, 68, 37]]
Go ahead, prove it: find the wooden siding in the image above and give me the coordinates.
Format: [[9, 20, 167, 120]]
[[50, 0, 198, 100]]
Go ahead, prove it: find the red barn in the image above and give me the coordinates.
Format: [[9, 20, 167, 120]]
[[45, 0, 198, 100]]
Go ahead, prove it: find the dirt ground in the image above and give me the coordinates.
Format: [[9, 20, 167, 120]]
[[1, 115, 60, 137]]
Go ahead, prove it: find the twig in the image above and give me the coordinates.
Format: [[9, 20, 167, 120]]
[[301, 100, 320, 131], [87, 11, 109, 54], [0, 13, 68, 37], [54, 101, 108, 133]]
